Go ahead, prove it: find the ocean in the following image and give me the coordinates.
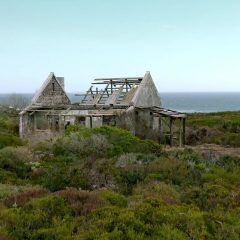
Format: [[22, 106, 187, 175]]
[[0, 92, 240, 113], [160, 92, 240, 113]]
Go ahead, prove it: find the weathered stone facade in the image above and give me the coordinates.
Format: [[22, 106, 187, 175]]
[[20, 71, 186, 146], [32, 72, 71, 106]]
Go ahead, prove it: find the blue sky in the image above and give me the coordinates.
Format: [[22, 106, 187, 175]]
[[0, 0, 240, 93]]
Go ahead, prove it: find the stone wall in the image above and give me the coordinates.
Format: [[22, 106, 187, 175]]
[[36, 78, 70, 106]]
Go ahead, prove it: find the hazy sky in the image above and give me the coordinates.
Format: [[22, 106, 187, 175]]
[[0, 0, 240, 93]]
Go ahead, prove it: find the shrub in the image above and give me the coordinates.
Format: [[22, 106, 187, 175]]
[[0, 147, 33, 179], [118, 163, 147, 194], [4, 187, 49, 208], [65, 125, 162, 157], [101, 190, 127, 208], [77, 200, 207, 239], [202, 167, 240, 186], [147, 157, 189, 185], [34, 157, 91, 192], [58, 187, 107, 216], [0, 117, 18, 135], [53, 133, 110, 158], [204, 208, 240, 239], [0, 184, 37, 200], [132, 181, 180, 205], [0, 134, 25, 149], [1, 195, 73, 240], [0, 169, 18, 184], [182, 183, 240, 210], [215, 155, 240, 170], [206, 132, 240, 147], [0, 233, 12, 240], [134, 200, 207, 239], [222, 119, 240, 133], [116, 153, 156, 167]]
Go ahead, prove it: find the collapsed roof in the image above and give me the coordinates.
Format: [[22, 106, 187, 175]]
[[30, 71, 162, 109], [77, 71, 161, 108]]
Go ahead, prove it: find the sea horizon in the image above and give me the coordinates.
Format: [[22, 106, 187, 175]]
[[0, 92, 240, 113]]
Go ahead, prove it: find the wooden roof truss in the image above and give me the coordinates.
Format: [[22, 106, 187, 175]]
[[76, 77, 143, 105]]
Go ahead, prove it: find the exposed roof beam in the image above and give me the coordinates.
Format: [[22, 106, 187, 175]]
[[94, 77, 143, 81]]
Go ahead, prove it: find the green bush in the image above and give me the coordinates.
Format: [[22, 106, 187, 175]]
[[223, 119, 240, 133], [2, 110, 240, 238], [53, 132, 110, 158], [0, 169, 19, 184], [58, 188, 107, 216], [33, 156, 90, 192], [1, 195, 72, 240], [0, 147, 32, 179], [76, 199, 207, 239], [0, 184, 39, 201], [0, 117, 19, 135], [202, 167, 240, 186], [65, 125, 162, 157], [101, 190, 127, 208], [132, 181, 180, 205], [206, 132, 240, 147], [0, 134, 25, 149], [182, 183, 240, 210], [118, 163, 147, 194], [204, 208, 240, 239], [147, 157, 189, 186], [187, 112, 240, 147]]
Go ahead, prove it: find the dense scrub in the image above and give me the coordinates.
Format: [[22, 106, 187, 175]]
[[187, 111, 240, 147], [0, 106, 25, 149], [0, 111, 240, 239]]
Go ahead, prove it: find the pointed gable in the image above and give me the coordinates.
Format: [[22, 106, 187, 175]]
[[132, 71, 161, 107], [32, 72, 71, 106]]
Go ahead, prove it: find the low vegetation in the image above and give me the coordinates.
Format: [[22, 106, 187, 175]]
[[0, 108, 240, 239], [0, 106, 25, 149], [187, 111, 240, 147]]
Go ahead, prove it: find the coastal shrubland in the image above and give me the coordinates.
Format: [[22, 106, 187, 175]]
[[0, 108, 240, 239], [187, 111, 240, 147], [0, 106, 25, 149]]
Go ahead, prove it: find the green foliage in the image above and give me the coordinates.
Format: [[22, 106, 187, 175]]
[[0, 184, 39, 200], [53, 132, 110, 158], [147, 157, 189, 185], [58, 188, 107, 216], [1, 195, 73, 240], [0, 117, 18, 135], [206, 132, 240, 147], [116, 163, 146, 195], [1, 110, 240, 239], [77, 200, 207, 239], [65, 125, 162, 157], [0, 147, 32, 179], [183, 183, 240, 211], [204, 208, 240, 239], [132, 181, 180, 205], [0, 168, 19, 184], [187, 112, 240, 147], [33, 156, 90, 192], [188, 112, 240, 128], [0, 111, 23, 149], [101, 190, 127, 208], [0, 133, 25, 149]]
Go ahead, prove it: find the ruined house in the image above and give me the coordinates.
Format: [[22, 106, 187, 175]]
[[20, 71, 186, 146]]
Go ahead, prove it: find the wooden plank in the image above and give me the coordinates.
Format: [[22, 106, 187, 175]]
[[94, 77, 143, 81]]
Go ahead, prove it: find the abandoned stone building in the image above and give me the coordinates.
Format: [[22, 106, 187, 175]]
[[20, 71, 186, 146]]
